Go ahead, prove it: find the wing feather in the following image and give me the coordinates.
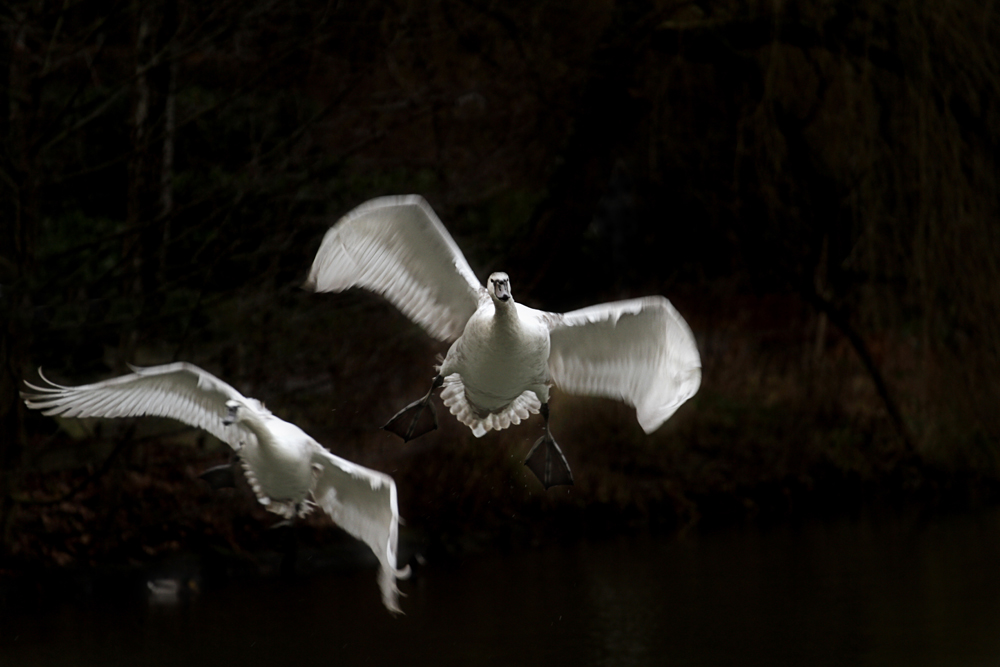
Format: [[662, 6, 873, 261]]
[[309, 444, 411, 614], [21, 362, 254, 450], [547, 296, 701, 433], [305, 195, 482, 342]]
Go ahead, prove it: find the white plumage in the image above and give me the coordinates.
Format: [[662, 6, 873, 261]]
[[546, 296, 702, 433], [306, 195, 702, 488], [305, 195, 481, 342], [21, 362, 410, 614]]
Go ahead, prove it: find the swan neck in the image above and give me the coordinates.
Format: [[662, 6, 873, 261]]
[[492, 297, 518, 321], [237, 408, 269, 440]]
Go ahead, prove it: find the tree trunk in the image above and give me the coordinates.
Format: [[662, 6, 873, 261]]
[[0, 17, 38, 548], [120, 0, 178, 367]]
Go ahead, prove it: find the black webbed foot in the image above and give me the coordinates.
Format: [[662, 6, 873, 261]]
[[524, 404, 573, 489], [382, 397, 438, 441], [524, 433, 574, 489], [382, 375, 444, 442], [198, 459, 239, 490]]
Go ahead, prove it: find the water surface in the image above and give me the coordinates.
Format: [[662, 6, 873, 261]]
[[3, 509, 1000, 666]]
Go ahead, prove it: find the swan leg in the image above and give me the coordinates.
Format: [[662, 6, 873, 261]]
[[383, 375, 443, 442], [198, 456, 240, 490], [270, 501, 308, 529], [524, 404, 574, 489]]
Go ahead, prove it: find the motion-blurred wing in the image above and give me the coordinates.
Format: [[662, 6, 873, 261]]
[[547, 296, 701, 433], [305, 195, 483, 342], [310, 444, 411, 614], [21, 362, 254, 450]]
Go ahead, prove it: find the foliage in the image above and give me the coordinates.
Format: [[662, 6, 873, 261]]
[[2, 0, 1000, 568]]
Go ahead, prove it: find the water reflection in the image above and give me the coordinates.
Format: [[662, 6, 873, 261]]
[[3, 509, 1000, 666]]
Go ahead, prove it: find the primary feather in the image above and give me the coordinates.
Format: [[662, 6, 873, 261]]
[[306, 195, 483, 342], [546, 297, 702, 433], [22, 362, 410, 613], [23, 362, 256, 448], [307, 195, 702, 447]]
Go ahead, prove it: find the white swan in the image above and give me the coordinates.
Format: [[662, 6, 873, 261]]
[[306, 195, 702, 488], [21, 362, 410, 613]]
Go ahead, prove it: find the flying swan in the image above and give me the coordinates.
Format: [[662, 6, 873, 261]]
[[21, 362, 410, 614], [305, 195, 702, 489]]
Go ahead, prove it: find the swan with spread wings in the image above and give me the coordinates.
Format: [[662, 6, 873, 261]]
[[306, 195, 702, 489], [22, 362, 410, 613]]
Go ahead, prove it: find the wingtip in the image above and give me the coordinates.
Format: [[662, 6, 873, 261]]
[[25, 367, 60, 391], [301, 265, 320, 291], [339, 193, 428, 227], [636, 368, 701, 433], [380, 567, 408, 615]]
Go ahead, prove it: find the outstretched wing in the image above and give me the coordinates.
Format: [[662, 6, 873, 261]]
[[309, 444, 411, 614], [546, 296, 701, 433], [21, 362, 255, 450], [305, 195, 483, 342]]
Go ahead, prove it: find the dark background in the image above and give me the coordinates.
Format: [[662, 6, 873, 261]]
[[2, 0, 999, 574]]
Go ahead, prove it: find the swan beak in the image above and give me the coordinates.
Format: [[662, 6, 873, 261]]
[[222, 404, 238, 426], [495, 282, 511, 302]]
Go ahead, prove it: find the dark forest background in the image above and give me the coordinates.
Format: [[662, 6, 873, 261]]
[[2, 0, 999, 573]]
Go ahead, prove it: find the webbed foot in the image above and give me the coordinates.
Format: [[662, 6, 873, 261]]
[[198, 460, 238, 489], [524, 433, 574, 489], [382, 375, 443, 442]]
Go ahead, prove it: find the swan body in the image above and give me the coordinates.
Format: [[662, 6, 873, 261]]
[[439, 286, 553, 436], [306, 195, 702, 487], [21, 362, 410, 613]]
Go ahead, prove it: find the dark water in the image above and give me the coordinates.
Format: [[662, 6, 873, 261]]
[[3, 509, 1000, 667]]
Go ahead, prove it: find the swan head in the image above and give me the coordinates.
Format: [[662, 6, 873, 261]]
[[223, 398, 270, 426], [488, 272, 512, 303], [222, 400, 242, 426]]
